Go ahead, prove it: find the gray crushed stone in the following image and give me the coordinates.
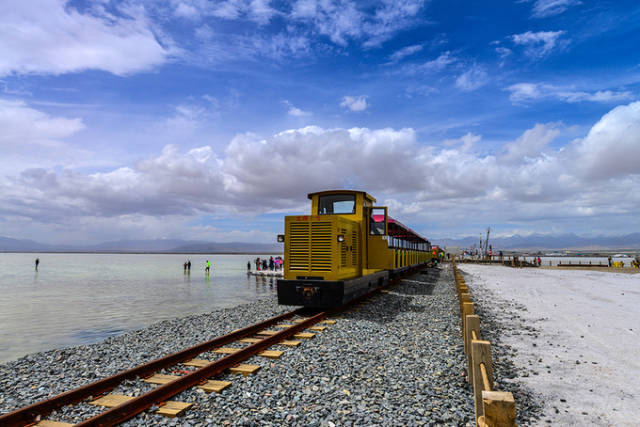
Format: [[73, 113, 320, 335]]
[[1, 264, 485, 426]]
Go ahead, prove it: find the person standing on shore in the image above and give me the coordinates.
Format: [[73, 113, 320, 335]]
[[608, 256, 612, 267], [187, 260, 191, 272], [35, 258, 40, 271], [205, 260, 211, 275], [247, 261, 251, 271]]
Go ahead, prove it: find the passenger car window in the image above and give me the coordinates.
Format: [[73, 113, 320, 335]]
[[318, 194, 356, 214]]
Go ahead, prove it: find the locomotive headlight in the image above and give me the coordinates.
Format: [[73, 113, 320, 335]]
[[337, 234, 345, 242], [277, 234, 285, 242]]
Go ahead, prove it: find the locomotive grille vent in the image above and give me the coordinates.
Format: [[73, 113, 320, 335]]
[[288, 222, 310, 270], [352, 230, 358, 266], [288, 221, 333, 271], [310, 222, 332, 271], [340, 228, 347, 267]]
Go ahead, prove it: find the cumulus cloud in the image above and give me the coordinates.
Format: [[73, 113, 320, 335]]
[[510, 30, 567, 58], [284, 100, 312, 116], [1, 102, 640, 242], [0, 1, 174, 76], [501, 123, 560, 163], [340, 95, 369, 112], [507, 83, 634, 104], [573, 101, 640, 179]]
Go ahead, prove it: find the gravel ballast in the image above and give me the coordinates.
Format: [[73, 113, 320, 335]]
[[0, 264, 509, 426]]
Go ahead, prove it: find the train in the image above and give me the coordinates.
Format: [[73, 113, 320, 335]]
[[276, 190, 434, 308]]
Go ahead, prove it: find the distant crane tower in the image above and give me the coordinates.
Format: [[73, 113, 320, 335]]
[[482, 227, 491, 259]]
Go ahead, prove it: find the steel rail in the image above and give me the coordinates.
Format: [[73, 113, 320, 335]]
[[0, 308, 306, 427], [75, 312, 327, 426]]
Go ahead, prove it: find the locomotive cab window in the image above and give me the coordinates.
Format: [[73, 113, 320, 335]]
[[369, 207, 387, 235], [318, 194, 356, 215]]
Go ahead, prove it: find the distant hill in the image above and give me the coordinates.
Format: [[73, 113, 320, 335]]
[[0, 237, 282, 253], [433, 232, 640, 251], [2, 232, 638, 253]]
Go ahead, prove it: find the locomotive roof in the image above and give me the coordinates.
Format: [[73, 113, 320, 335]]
[[307, 190, 377, 203]]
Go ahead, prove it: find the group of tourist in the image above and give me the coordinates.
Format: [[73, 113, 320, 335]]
[[249, 256, 284, 271]]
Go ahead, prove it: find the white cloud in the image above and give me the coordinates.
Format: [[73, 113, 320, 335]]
[[507, 83, 544, 102], [0, 99, 84, 146], [340, 95, 369, 112], [573, 101, 640, 179], [401, 51, 456, 75], [495, 47, 512, 60], [531, 0, 581, 18], [2, 102, 640, 242], [169, 0, 278, 24], [290, 0, 426, 47], [501, 123, 561, 163], [511, 30, 567, 58], [455, 65, 488, 92], [388, 44, 423, 63], [284, 100, 312, 116], [0, 1, 174, 76], [507, 83, 634, 104]]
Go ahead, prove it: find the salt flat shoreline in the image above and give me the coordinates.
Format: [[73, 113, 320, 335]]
[[458, 264, 639, 426]]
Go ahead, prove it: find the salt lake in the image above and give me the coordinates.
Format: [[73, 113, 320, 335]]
[[0, 253, 280, 363]]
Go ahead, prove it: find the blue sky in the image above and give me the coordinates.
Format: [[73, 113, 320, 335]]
[[0, 0, 639, 244]]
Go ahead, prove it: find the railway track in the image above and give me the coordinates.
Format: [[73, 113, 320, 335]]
[[1, 268, 423, 427], [1, 308, 329, 426]]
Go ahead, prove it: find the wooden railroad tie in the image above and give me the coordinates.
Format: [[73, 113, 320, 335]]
[[143, 373, 179, 385], [214, 347, 241, 354], [183, 358, 210, 368], [89, 394, 192, 418], [198, 380, 232, 393], [239, 337, 301, 346], [34, 421, 74, 427], [230, 364, 261, 376], [293, 332, 315, 339]]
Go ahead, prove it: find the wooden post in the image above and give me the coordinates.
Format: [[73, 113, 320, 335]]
[[462, 302, 474, 340], [459, 292, 470, 314], [465, 315, 480, 382], [482, 391, 516, 426], [471, 340, 494, 422]]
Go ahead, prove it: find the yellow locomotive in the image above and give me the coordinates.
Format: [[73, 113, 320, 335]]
[[277, 190, 433, 307]]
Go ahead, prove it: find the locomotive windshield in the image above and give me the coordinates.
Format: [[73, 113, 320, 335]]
[[318, 194, 356, 214]]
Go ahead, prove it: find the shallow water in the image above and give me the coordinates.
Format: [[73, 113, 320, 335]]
[[0, 253, 281, 363]]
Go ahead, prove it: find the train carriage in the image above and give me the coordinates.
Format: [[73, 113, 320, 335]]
[[277, 190, 433, 308]]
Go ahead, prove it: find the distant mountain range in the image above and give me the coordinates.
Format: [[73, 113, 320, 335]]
[[1, 232, 639, 253], [432, 232, 640, 251], [0, 237, 282, 253]]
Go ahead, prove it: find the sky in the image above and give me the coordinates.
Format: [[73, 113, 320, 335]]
[[0, 0, 639, 245]]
